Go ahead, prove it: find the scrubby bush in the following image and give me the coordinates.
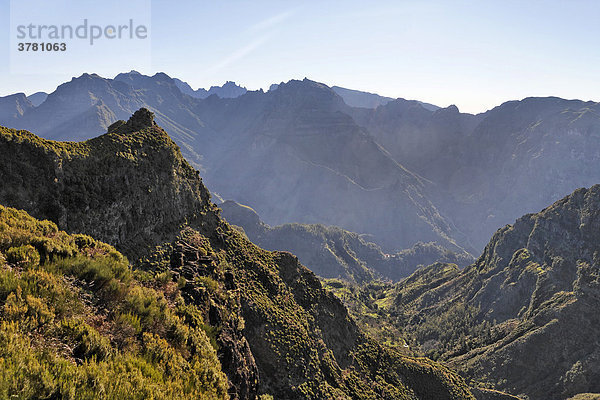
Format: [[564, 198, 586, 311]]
[[60, 318, 112, 361], [5, 245, 40, 268]]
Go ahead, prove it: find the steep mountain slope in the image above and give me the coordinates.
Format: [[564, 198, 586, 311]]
[[354, 100, 480, 186], [0, 109, 477, 400], [195, 79, 470, 254], [359, 96, 600, 251], [221, 200, 473, 283], [380, 185, 600, 399], [0, 93, 34, 123], [0, 205, 230, 399], [447, 97, 600, 249]]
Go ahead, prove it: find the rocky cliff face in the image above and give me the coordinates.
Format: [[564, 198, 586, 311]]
[[0, 108, 211, 261], [389, 185, 600, 399], [0, 110, 476, 399]]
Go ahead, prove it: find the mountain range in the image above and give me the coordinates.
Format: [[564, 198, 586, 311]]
[[0, 72, 471, 258], [2, 97, 600, 398], [1, 71, 599, 272]]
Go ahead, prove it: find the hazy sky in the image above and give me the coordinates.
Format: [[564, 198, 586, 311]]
[[1, 0, 599, 113]]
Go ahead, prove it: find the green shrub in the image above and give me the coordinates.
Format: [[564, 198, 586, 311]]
[[196, 276, 219, 292], [177, 276, 187, 289], [116, 312, 142, 335], [155, 270, 173, 285], [0, 206, 231, 399], [3, 287, 56, 330], [5, 245, 40, 268], [60, 318, 112, 361]]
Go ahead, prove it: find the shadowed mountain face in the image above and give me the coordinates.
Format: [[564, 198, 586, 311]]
[[221, 199, 473, 283], [382, 185, 600, 399], [194, 79, 470, 254], [450, 98, 600, 248], [358, 96, 600, 250], [26, 91, 48, 107], [0, 110, 478, 400]]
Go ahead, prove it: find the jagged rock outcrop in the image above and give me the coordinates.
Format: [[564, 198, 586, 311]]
[[0, 108, 210, 261], [172, 77, 247, 99]]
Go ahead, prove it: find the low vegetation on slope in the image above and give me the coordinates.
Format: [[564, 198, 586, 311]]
[[0, 205, 229, 399]]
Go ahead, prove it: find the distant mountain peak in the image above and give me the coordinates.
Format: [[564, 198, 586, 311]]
[[26, 91, 48, 107], [276, 78, 338, 95], [434, 104, 460, 115], [220, 80, 240, 87], [173, 78, 247, 99], [77, 72, 103, 80], [152, 72, 173, 81], [64, 73, 109, 90]]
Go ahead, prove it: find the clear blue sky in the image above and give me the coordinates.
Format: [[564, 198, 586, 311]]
[[1, 0, 599, 113]]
